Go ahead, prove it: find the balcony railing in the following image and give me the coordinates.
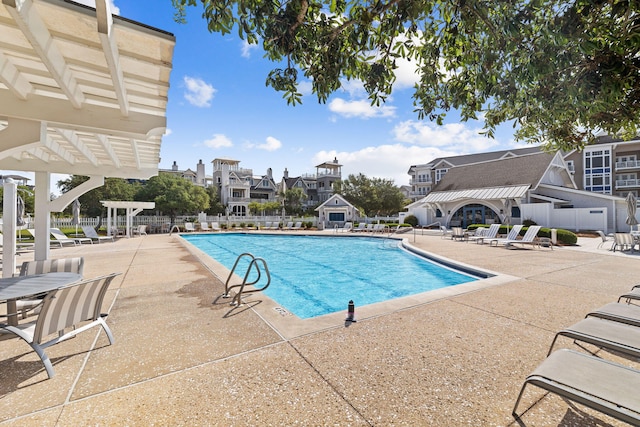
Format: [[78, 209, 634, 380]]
[[615, 160, 640, 170], [411, 178, 433, 184], [615, 179, 640, 188]]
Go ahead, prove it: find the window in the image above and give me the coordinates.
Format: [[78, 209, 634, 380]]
[[584, 148, 612, 194], [566, 160, 575, 173], [435, 168, 448, 183], [328, 212, 345, 221]]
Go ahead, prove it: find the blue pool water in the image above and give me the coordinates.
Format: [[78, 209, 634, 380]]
[[182, 233, 479, 319]]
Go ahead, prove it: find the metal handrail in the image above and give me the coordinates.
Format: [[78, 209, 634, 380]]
[[222, 252, 271, 306]]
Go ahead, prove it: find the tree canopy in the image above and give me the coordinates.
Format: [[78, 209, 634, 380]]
[[173, 0, 640, 151], [333, 173, 407, 216], [135, 173, 210, 220]]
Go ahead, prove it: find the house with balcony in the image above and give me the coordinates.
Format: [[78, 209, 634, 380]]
[[279, 158, 343, 211], [212, 158, 253, 216], [564, 135, 640, 199]]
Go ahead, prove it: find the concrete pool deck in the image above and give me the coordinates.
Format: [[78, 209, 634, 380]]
[[0, 230, 638, 426]]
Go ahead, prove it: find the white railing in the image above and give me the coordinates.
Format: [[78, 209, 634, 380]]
[[615, 160, 640, 170], [615, 179, 640, 188]]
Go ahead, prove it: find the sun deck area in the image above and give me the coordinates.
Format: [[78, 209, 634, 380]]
[[0, 231, 638, 426]]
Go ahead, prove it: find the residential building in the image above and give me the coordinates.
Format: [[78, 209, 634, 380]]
[[212, 158, 278, 216], [407, 146, 543, 202], [564, 135, 640, 198], [280, 158, 342, 210], [406, 151, 628, 233], [159, 159, 211, 187]]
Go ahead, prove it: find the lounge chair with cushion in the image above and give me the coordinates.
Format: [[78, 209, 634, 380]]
[[210, 222, 222, 231], [546, 317, 640, 359], [132, 225, 147, 236], [586, 302, 640, 327], [0, 273, 120, 379], [512, 349, 640, 425], [184, 222, 196, 232], [14, 257, 85, 319], [292, 222, 303, 231], [199, 222, 211, 232], [81, 226, 115, 243]]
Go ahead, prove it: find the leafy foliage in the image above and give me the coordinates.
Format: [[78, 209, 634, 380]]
[[135, 173, 210, 220], [173, 0, 640, 151], [333, 173, 406, 216]]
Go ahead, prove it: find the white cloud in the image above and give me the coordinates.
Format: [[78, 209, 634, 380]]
[[164, 128, 172, 136], [297, 80, 314, 97], [204, 134, 233, 149], [240, 39, 260, 58], [183, 76, 216, 107], [328, 98, 396, 119], [392, 120, 500, 152], [73, 0, 120, 14], [245, 136, 283, 152]]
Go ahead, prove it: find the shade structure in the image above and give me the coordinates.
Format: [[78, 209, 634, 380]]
[[0, 0, 175, 263], [626, 193, 638, 230]]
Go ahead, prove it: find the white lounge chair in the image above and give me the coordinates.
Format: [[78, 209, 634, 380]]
[[336, 222, 352, 232], [199, 222, 211, 232], [283, 221, 294, 230], [51, 227, 92, 245], [469, 224, 500, 244], [513, 349, 640, 425], [353, 223, 367, 232], [0, 273, 120, 379], [210, 222, 222, 231], [291, 221, 303, 231], [81, 226, 115, 243], [184, 222, 196, 232], [497, 225, 540, 248], [488, 224, 524, 246]]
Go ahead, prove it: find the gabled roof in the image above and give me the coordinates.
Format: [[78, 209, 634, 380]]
[[419, 146, 543, 169], [0, 0, 175, 179], [433, 152, 557, 192], [314, 193, 355, 211]]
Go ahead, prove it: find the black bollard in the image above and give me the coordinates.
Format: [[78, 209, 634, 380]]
[[346, 300, 356, 322]]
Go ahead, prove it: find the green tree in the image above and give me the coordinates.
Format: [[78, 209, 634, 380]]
[[204, 185, 225, 215], [280, 187, 307, 215], [56, 176, 138, 218], [173, 0, 640, 151], [334, 173, 405, 216], [248, 200, 282, 216], [135, 173, 209, 222]]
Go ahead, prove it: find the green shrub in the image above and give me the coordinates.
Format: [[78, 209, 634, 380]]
[[404, 215, 418, 227], [523, 218, 538, 226], [539, 227, 577, 245]]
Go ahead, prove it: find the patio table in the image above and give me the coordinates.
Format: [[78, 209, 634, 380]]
[[0, 272, 82, 326]]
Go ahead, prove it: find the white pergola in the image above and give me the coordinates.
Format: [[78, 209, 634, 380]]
[[102, 200, 155, 238], [0, 0, 175, 275]]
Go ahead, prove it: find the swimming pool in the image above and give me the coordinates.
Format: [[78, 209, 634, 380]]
[[182, 233, 479, 319]]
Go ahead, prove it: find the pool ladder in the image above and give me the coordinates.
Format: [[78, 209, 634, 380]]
[[222, 253, 271, 306]]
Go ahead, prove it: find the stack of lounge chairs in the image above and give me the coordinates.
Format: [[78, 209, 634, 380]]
[[513, 284, 640, 425]]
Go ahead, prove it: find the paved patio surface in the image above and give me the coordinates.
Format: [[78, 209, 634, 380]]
[[0, 230, 638, 426]]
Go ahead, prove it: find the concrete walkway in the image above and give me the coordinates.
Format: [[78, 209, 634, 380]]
[[0, 231, 638, 426]]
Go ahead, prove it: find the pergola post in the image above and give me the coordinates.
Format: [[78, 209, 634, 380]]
[[3, 179, 17, 278], [34, 171, 51, 261]]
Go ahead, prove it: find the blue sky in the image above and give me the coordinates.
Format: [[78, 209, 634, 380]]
[[12, 0, 530, 192]]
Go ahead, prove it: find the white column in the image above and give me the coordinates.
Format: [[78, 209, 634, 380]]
[[3, 179, 17, 278], [34, 171, 51, 261]]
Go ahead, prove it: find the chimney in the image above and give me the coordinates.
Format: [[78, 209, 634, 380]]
[[283, 168, 289, 179], [172, 161, 178, 171], [197, 159, 205, 185]]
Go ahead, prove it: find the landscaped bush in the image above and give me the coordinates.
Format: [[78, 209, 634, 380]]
[[404, 215, 418, 227], [539, 227, 578, 245]]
